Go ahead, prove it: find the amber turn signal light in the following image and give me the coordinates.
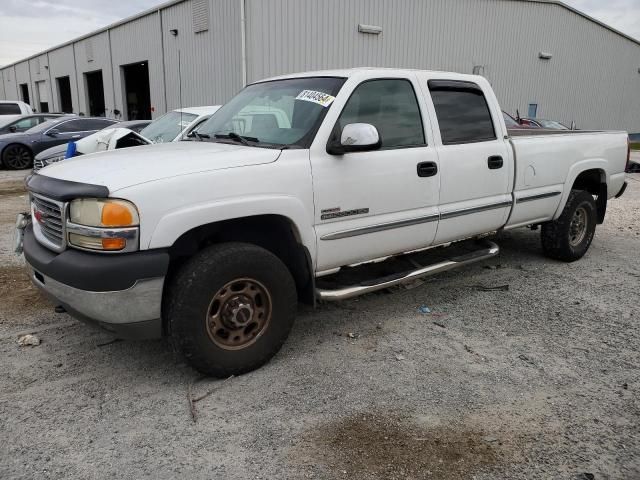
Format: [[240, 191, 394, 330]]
[[101, 238, 127, 250], [101, 202, 134, 227]]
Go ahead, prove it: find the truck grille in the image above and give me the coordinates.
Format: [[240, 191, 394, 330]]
[[33, 156, 64, 172], [31, 195, 66, 250]]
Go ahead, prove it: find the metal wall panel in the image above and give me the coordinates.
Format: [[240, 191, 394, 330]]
[[1, 68, 18, 100], [13, 62, 32, 105], [160, 0, 243, 110], [48, 45, 80, 113], [28, 53, 53, 112], [73, 31, 115, 117], [109, 12, 166, 119], [1, 0, 638, 131], [245, 0, 640, 131]]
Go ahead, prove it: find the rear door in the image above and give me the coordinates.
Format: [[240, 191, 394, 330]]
[[311, 76, 440, 271], [422, 79, 512, 243]]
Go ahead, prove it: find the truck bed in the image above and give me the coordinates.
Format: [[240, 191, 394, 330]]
[[508, 128, 604, 137], [505, 129, 628, 229]]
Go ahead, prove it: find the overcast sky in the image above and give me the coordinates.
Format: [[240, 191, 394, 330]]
[[1, 0, 639, 67]]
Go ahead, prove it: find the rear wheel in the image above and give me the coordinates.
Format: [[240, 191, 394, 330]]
[[541, 189, 597, 262], [167, 242, 297, 377], [2, 144, 33, 170]]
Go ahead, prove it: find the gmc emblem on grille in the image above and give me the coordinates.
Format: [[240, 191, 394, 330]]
[[33, 208, 47, 223]]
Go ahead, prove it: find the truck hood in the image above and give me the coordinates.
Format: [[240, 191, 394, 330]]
[[40, 141, 282, 192]]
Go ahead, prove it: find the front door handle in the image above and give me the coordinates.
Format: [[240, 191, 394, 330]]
[[488, 155, 503, 169], [417, 161, 438, 177]]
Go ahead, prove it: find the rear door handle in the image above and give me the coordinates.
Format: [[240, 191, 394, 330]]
[[488, 155, 503, 169], [417, 161, 438, 177]]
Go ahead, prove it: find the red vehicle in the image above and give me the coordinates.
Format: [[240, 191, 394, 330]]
[[502, 111, 536, 129]]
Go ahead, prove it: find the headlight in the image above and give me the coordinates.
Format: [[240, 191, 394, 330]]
[[67, 198, 140, 252]]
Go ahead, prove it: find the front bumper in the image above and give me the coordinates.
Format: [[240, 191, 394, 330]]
[[23, 224, 169, 339]]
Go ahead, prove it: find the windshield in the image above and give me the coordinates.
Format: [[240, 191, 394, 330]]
[[538, 119, 568, 129], [502, 111, 520, 127], [140, 111, 197, 143], [196, 77, 346, 148]]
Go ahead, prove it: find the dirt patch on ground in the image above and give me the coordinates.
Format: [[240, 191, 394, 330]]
[[0, 179, 26, 197], [0, 265, 50, 323], [307, 412, 506, 479]]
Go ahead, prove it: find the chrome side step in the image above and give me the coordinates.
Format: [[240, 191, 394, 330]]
[[316, 240, 499, 301]]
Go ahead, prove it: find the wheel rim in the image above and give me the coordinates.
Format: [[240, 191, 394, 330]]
[[569, 206, 588, 246], [205, 278, 272, 350], [4, 145, 31, 169]]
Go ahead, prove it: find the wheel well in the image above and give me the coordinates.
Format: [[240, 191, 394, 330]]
[[166, 215, 314, 305], [572, 169, 607, 224]]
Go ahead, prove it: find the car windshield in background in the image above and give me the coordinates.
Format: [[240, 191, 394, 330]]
[[502, 112, 520, 127], [538, 119, 568, 129], [197, 77, 346, 149], [140, 111, 197, 143], [0, 104, 21, 115]]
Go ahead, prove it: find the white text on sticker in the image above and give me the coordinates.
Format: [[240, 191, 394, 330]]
[[295, 90, 335, 107]]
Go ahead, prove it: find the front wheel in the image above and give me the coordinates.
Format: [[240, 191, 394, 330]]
[[541, 189, 597, 262], [2, 144, 33, 170], [167, 242, 297, 377]]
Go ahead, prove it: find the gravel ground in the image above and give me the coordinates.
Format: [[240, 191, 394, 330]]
[[0, 170, 639, 479]]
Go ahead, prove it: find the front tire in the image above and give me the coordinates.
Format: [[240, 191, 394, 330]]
[[2, 144, 33, 170], [541, 189, 597, 262], [167, 242, 297, 377]]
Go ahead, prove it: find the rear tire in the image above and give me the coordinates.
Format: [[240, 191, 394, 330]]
[[2, 144, 33, 170], [541, 189, 596, 262], [167, 242, 297, 377]]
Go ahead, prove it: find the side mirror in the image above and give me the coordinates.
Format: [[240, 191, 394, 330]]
[[327, 123, 381, 155], [9, 126, 17, 133], [46, 129, 60, 137]]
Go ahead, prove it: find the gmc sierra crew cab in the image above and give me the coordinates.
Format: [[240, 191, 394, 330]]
[[17, 68, 630, 377]]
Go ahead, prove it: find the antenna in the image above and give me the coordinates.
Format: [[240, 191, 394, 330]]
[[178, 49, 183, 131]]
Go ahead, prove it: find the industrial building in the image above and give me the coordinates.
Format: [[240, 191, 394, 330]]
[[1, 0, 639, 132]]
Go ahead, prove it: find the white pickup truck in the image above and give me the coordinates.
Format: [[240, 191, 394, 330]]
[[18, 68, 630, 377]]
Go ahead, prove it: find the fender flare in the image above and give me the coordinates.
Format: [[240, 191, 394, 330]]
[[553, 159, 607, 220]]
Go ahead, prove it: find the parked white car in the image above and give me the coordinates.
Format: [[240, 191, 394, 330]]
[[0, 100, 33, 122], [33, 106, 220, 170], [137, 106, 220, 143], [18, 68, 629, 377]]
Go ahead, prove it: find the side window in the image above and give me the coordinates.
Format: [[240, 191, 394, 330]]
[[0, 104, 21, 115], [79, 119, 117, 130], [337, 79, 425, 149], [56, 120, 85, 132], [58, 119, 114, 132], [14, 118, 39, 130], [428, 81, 496, 145]]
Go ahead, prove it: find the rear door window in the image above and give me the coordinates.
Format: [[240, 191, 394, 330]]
[[428, 80, 496, 145]]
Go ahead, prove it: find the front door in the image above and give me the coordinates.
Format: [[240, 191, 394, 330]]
[[423, 79, 512, 244], [311, 77, 440, 272]]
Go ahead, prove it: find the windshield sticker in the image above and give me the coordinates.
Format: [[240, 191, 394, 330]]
[[295, 90, 335, 107], [179, 120, 191, 127]]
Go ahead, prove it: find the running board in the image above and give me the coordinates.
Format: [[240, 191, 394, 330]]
[[316, 240, 500, 301]]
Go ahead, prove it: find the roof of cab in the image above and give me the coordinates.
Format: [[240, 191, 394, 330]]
[[257, 67, 484, 84]]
